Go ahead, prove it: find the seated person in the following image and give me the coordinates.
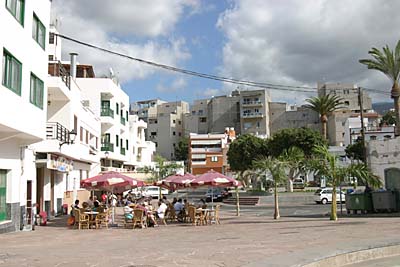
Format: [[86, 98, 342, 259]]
[[157, 200, 168, 224], [143, 202, 158, 227], [197, 199, 207, 209], [81, 201, 89, 210], [92, 201, 100, 212], [123, 203, 133, 220], [70, 199, 80, 217], [174, 199, 184, 215]]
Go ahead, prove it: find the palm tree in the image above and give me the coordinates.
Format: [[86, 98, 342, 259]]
[[254, 157, 288, 219], [311, 145, 381, 221], [281, 146, 306, 192], [304, 95, 344, 140], [359, 40, 400, 136]]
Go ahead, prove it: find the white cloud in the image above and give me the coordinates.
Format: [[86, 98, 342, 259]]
[[156, 77, 188, 93], [217, 0, 400, 103], [51, 0, 195, 83]]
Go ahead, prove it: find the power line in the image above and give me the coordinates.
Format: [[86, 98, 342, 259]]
[[55, 33, 391, 97]]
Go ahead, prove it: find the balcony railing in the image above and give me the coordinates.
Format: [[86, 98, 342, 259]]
[[120, 147, 126, 155], [101, 142, 114, 152], [101, 107, 114, 118], [120, 117, 126, 125], [242, 112, 263, 118], [46, 122, 70, 143], [48, 61, 71, 89], [242, 100, 262, 106]]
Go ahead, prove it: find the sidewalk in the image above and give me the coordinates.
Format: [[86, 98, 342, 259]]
[[0, 208, 399, 266]]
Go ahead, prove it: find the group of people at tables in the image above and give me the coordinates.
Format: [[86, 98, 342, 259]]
[[123, 196, 208, 227]]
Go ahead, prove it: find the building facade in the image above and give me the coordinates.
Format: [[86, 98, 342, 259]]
[[132, 100, 189, 160], [188, 129, 235, 175], [240, 89, 271, 137], [0, 0, 51, 232]]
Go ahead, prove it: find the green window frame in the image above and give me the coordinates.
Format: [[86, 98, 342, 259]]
[[5, 0, 24, 26], [116, 103, 119, 115], [32, 13, 46, 49], [0, 170, 7, 222], [2, 49, 22, 95], [116, 135, 119, 147], [30, 73, 44, 109], [126, 139, 128, 150]]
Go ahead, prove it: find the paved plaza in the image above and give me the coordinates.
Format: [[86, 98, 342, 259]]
[[0, 204, 400, 267]]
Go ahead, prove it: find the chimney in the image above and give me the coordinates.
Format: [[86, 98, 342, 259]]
[[69, 52, 78, 79]]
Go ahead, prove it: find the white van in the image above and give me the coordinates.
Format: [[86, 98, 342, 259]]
[[314, 188, 346, 204], [142, 186, 169, 199]]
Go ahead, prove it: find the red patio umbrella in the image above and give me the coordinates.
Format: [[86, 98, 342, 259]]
[[155, 173, 196, 191], [81, 171, 145, 192], [190, 170, 240, 187], [81, 171, 145, 225]]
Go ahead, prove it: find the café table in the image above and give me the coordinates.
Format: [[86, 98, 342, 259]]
[[85, 211, 99, 228]]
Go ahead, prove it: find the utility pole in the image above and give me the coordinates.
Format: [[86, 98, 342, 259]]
[[358, 87, 367, 165]]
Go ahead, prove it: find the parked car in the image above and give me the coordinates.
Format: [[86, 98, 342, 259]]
[[142, 186, 169, 199], [293, 178, 305, 189], [314, 187, 346, 204], [205, 188, 231, 202]]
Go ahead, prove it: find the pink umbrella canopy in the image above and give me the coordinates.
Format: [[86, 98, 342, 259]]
[[81, 171, 145, 193], [155, 173, 196, 191], [190, 170, 240, 187]]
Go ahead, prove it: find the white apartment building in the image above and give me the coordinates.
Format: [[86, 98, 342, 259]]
[[240, 89, 271, 137], [125, 115, 155, 170], [344, 115, 395, 146], [0, 0, 51, 232], [75, 68, 130, 172]]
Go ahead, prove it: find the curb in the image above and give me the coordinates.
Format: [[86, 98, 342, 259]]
[[301, 243, 400, 267]]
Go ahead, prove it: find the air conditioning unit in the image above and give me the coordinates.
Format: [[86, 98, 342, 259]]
[[82, 100, 90, 107]]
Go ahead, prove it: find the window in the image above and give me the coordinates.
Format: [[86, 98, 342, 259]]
[[198, 110, 204, 115], [116, 135, 119, 146], [32, 13, 45, 49], [2, 49, 22, 95], [126, 111, 128, 122], [370, 135, 377, 141], [344, 101, 350, 106], [173, 120, 176, 124], [199, 117, 207, 123], [48, 55, 54, 61], [179, 132, 182, 137], [178, 120, 181, 125], [173, 131, 176, 136], [85, 130, 89, 144], [126, 140, 128, 150], [0, 170, 7, 221], [30, 73, 44, 109], [5, 0, 24, 25], [49, 32, 55, 44], [74, 116, 78, 132], [211, 156, 218, 162], [116, 103, 119, 115], [80, 127, 83, 142]]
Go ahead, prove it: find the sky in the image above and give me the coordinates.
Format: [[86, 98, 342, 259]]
[[51, 0, 399, 105]]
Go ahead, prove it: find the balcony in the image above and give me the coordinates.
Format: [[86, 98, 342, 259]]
[[101, 107, 114, 118], [46, 122, 70, 143], [120, 117, 126, 126], [101, 142, 114, 152], [242, 100, 263, 107], [48, 61, 71, 89], [191, 148, 222, 153], [242, 112, 263, 118], [120, 147, 126, 155]]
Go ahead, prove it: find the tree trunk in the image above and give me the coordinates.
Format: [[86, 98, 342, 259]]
[[287, 179, 294, 192], [393, 96, 400, 136], [274, 183, 280, 219], [392, 82, 400, 136], [321, 115, 328, 140], [330, 185, 338, 221], [236, 187, 240, 217]]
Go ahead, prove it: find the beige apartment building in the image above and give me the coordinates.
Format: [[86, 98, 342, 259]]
[[132, 100, 189, 160]]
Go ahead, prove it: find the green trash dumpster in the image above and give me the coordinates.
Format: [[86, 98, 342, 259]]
[[371, 191, 396, 213], [346, 192, 373, 214]]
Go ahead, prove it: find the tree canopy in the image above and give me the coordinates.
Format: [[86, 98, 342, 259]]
[[380, 110, 397, 126], [266, 128, 327, 158], [174, 137, 189, 161], [227, 134, 267, 173], [345, 139, 365, 162]]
